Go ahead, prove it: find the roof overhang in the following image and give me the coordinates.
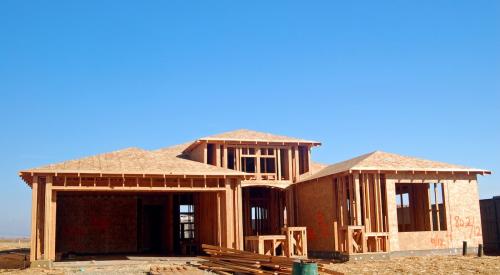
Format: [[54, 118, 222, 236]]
[[298, 168, 492, 183], [19, 170, 247, 186]]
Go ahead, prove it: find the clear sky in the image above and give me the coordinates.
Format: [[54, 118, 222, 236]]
[[0, 1, 498, 237]]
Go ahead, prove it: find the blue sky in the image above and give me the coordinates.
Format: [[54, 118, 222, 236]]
[[0, 1, 498, 237]]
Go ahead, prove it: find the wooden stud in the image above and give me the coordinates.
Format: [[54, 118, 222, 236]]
[[30, 175, 38, 261], [223, 146, 228, 168], [354, 173, 362, 226], [50, 190, 56, 261], [43, 176, 53, 260]]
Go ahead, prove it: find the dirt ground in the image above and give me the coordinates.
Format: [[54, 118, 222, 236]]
[[321, 255, 500, 274], [1, 239, 499, 274]]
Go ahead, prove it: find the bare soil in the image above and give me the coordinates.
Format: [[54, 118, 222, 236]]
[[321, 255, 500, 274], [1, 239, 499, 274]]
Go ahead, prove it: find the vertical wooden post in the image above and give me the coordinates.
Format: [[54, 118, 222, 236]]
[[30, 175, 39, 262], [235, 148, 241, 171], [307, 147, 311, 173], [276, 148, 281, 180], [374, 174, 380, 232], [36, 177, 44, 260], [216, 144, 221, 167], [434, 183, 440, 231], [293, 146, 300, 181], [354, 173, 362, 226], [256, 147, 261, 180], [235, 182, 244, 250], [50, 190, 57, 261], [223, 146, 228, 168], [203, 143, 208, 164], [216, 192, 222, 246], [225, 179, 235, 248], [43, 175, 52, 260], [333, 221, 338, 251], [287, 148, 293, 181], [348, 175, 354, 225], [427, 183, 434, 231], [365, 174, 371, 232]]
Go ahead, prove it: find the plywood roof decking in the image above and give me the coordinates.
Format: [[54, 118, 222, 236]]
[[299, 150, 491, 182], [183, 129, 321, 152], [20, 146, 245, 179]]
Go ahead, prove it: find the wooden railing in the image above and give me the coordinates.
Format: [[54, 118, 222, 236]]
[[335, 222, 389, 254], [244, 226, 308, 258]]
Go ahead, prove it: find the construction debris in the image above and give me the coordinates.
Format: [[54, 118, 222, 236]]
[[198, 244, 342, 275]]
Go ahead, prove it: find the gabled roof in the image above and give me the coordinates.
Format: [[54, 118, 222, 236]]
[[20, 146, 245, 178], [183, 129, 321, 152], [299, 151, 491, 182]]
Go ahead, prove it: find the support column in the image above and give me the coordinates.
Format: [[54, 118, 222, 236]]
[[50, 190, 57, 261], [216, 192, 222, 246], [235, 181, 244, 250], [354, 173, 362, 226], [223, 146, 228, 168], [225, 178, 235, 248], [256, 147, 261, 180], [216, 144, 222, 167], [294, 146, 299, 181], [276, 149, 281, 180], [43, 176, 53, 260], [30, 176, 39, 261]]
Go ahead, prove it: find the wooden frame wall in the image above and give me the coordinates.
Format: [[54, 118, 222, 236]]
[[192, 142, 312, 185], [28, 174, 244, 262]]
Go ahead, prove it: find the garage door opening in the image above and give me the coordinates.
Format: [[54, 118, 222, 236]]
[[55, 192, 219, 261]]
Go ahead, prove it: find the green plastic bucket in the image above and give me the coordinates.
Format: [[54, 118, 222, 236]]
[[292, 260, 318, 275]]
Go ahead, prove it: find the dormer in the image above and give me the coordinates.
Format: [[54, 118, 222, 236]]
[[182, 129, 321, 185]]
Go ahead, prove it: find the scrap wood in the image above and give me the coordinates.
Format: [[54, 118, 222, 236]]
[[200, 244, 343, 275]]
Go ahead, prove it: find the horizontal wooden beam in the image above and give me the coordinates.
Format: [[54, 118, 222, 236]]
[[51, 186, 226, 192]]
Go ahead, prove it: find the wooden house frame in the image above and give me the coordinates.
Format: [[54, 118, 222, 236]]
[[19, 129, 490, 265]]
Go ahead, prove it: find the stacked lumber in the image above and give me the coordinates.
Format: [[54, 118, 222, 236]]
[[198, 244, 342, 275]]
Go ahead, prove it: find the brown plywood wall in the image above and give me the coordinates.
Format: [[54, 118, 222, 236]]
[[196, 192, 219, 246], [56, 194, 138, 254], [295, 177, 335, 252]]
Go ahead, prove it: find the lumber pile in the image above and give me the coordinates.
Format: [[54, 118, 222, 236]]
[[198, 244, 342, 275]]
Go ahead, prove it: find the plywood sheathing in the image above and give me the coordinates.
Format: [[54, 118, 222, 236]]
[[299, 151, 490, 183], [20, 147, 245, 185]]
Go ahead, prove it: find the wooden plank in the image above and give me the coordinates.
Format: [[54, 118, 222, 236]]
[[223, 145, 228, 168], [43, 175, 52, 260], [434, 183, 440, 231], [365, 174, 371, 232], [217, 192, 222, 246], [294, 147, 299, 180], [374, 174, 380, 232], [348, 175, 354, 225], [354, 173, 362, 226], [216, 144, 222, 167], [236, 183, 244, 250], [287, 148, 292, 181], [333, 221, 338, 252], [225, 179, 235, 248], [427, 184, 434, 231], [50, 190, 56, 261], [203, 143, 208, 164], [51, 186, 226, 192], [30, 175, 38, 261], [276, 148, 281, 180], [256, 147, 261, 180]]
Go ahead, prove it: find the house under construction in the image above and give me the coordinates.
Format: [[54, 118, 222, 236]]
[[19, 129, 490, 265]]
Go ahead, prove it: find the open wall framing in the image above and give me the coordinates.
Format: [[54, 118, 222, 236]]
[[27, 174, 244, 262]]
